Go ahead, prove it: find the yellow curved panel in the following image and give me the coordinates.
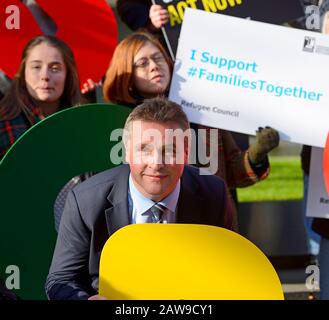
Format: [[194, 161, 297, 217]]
[[99, 224, 284, 300]]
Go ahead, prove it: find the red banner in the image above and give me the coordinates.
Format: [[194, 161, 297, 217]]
[[0, 0, 117, 86]]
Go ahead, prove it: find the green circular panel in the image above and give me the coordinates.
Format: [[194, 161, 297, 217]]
[[0, 103, 131, 299]]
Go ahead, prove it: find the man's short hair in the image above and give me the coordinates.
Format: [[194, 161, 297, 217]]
[[123, 97, 190, 143]]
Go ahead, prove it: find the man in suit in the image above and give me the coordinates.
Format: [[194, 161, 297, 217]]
[[45, 97, 234, 300]]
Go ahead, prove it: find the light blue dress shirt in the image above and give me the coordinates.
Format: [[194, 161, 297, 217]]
[[128, 174, 180, 223]]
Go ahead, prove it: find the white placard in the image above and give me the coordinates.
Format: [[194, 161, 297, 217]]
[[169, 8, 329, 147], [306, 147, 329, 219]]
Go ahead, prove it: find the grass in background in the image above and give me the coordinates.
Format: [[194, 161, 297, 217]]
[[237, 156, 303, 202]]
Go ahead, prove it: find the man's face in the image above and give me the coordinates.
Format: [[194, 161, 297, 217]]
[[125, 120, 189, 201]]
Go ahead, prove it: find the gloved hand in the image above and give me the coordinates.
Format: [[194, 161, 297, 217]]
[[248, 127, 280, 164]]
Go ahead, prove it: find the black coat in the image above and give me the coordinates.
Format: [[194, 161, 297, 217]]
[[117, 0, 153, 31]]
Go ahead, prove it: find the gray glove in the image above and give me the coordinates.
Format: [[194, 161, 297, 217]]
[[248, 127, 280, 164]]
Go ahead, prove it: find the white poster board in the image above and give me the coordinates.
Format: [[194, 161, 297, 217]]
[[169, 9, 329, 147], [306, 147, 329, 219]]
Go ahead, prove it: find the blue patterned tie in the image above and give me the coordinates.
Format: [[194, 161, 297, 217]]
[[150, 203, 169, 223]]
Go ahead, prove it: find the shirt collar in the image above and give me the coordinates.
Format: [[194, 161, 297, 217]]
[[128, 174, 181, 215]]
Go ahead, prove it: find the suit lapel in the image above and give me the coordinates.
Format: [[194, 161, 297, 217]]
[[105, 165, 131, 237], [104, 166, 207, 233], [177, 167, 206, 224]]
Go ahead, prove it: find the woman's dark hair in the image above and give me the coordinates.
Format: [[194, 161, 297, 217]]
[[0, 35, 82, 123]]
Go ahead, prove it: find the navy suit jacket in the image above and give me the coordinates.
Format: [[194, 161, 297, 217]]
[[45, 165, 233, 300]]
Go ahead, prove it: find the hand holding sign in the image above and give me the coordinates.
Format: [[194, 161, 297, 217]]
[[150, 4, 169, 29]]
